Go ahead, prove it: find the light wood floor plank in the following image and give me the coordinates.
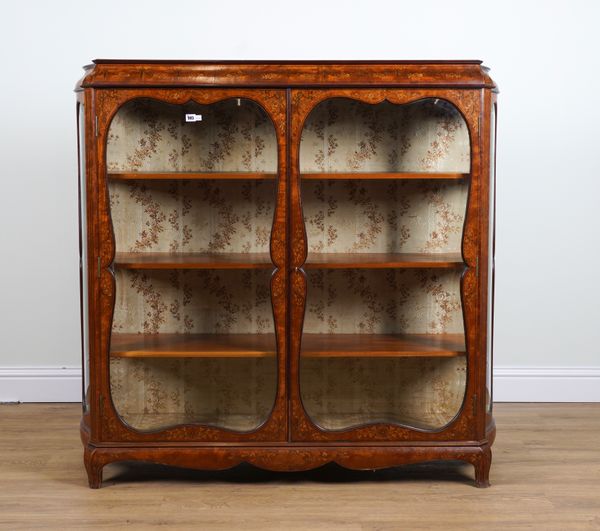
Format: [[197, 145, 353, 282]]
[[0, 403, 599, 530]]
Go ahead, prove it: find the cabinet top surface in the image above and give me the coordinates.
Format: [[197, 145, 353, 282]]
[[78, 60, 495, 89], [91, 59, 484, 64]]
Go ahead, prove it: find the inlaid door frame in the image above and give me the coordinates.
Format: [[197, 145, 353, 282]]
[[89, 88, 289, 443], [287, 88, 485, 443]]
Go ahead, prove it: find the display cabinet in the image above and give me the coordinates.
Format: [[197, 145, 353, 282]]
[[77, 60, 497, 488]]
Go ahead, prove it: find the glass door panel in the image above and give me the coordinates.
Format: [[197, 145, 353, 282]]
[[299, 98, 470, 431], [107, 98, 278, 432], [486, 101, 497, 412], [77, 101, 90, 412]]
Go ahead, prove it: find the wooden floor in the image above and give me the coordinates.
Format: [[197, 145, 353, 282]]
[[1, 404, 600, 530]]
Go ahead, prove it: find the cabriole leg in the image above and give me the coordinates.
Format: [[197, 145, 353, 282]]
[[474, 445, 492, 488], [84, 446, 103, 489]]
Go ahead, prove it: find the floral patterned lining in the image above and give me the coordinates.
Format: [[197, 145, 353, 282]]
[[109, 179, 275, 254], [303, 179, 468, 254], [305, 269, 462, 335], [107, 99, 276, 173]]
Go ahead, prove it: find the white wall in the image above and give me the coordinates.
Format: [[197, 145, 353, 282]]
[[1, 0, 599, 401]]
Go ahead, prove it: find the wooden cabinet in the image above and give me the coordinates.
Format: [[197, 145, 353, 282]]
[[77, 60, 497, 488]]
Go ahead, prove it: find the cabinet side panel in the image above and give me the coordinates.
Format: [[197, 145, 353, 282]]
[[477, 88, 496, 439], [486, 95, 497, 413], [77, 96, 90, 411]]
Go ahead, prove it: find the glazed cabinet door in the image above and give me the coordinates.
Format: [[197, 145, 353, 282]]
[[91, 89, 288, 442], [483, 90, 498, 431], [77, 92, 92, 415], [289, 89, 484, 442]]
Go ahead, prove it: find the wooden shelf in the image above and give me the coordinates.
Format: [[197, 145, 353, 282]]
[[110, 333, 464, 359], [301, 172, 468, 180], [108, 171, 277, 181], [111, 334, 276, 358], [301, 333, 466, 358], [114, 252, 273, 270], [305, 252, 463, 269]]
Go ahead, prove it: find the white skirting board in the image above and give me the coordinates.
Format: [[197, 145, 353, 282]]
[[0, 367, 82, 403], [493, 367, 600, 402], [1, 366, 600, 403]]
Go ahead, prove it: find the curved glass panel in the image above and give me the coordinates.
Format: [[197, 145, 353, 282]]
[[299, 98, 470, 431], [107, 98, 278, 432], [77, 102, 90, 412], [486, 103, 497, 412]]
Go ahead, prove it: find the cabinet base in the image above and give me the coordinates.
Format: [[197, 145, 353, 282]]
[[82, 441, 492, 489]]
